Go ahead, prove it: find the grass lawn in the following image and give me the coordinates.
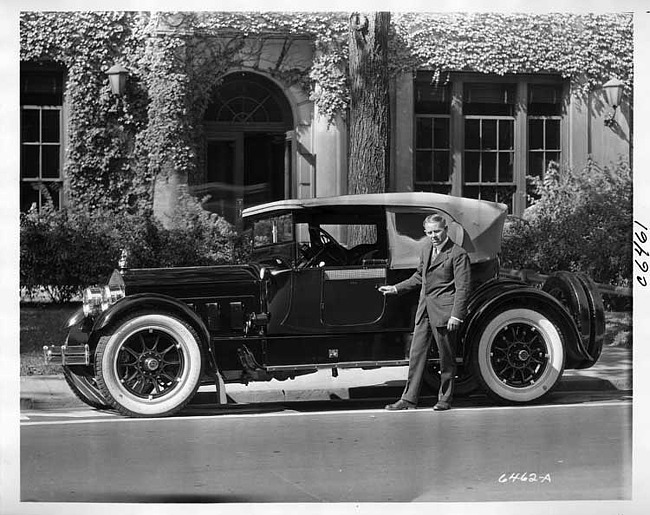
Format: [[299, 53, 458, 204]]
[[18, 303, 633, 376], [605, 310, 632, 347], [20, 303, 80, 376]]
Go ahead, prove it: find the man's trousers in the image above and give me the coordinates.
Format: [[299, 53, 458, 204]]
[[400, 312, 456, 405]]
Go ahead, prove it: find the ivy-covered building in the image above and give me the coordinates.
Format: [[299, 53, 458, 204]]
[[19, 11, 632, 221]]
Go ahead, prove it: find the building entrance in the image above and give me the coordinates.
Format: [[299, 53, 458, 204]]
[[196, 72, 294, 223]]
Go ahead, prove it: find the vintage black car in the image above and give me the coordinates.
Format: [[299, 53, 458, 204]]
[[44, 192, 604, 417]]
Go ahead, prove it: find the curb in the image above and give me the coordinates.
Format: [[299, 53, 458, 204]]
[[558, 374, 632, 392], [19, 368, 409, 410], [20, 353, 631, 411]]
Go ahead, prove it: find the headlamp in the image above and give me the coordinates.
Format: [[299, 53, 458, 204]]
[[82, 287, 104, 317], [82, 284, 125, 317], [103, 284, 125, 308]]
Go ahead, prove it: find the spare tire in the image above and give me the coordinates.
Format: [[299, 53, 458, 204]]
[[574, 273, 606, 368], [542, 271, 593, 363]]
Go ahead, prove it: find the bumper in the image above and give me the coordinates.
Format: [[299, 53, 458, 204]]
[[45, 308, 92, 366], [43, 343, 90, 366]]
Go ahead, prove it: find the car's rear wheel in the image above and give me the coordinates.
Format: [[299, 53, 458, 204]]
[[95, 312, 203, 417], [472, 307, 565, 404], [63, 366, 111, 410]]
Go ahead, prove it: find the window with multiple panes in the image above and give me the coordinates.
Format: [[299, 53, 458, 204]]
[[527, 84, 563, 179], [20, 68, 64, 212], [413, 73, 564, 215], [463, 83, 517, 211], [414, 75, 451, 195]]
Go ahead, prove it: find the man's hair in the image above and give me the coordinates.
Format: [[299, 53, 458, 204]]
[[423, 214, 447, 227]]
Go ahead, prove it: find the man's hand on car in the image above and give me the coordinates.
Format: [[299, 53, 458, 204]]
[[378, 285, 398, 295]]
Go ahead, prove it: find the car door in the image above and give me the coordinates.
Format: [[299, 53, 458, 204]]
[[321, 266, 387, 326]]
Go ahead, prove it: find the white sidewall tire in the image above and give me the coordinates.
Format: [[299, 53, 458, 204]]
[[475, 308, 565, 403], [97, 313, 202, 417]]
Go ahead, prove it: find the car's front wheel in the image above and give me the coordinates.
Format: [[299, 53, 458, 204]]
[[95, 312, 203, 417], [472, 307, 565, 404]]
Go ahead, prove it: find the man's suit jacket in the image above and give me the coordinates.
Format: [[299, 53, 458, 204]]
[[395, 238, 471, 328]]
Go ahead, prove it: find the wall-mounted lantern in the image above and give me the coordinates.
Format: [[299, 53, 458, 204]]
[[106, 64, 128, 96], [602, 77, 624, 127]]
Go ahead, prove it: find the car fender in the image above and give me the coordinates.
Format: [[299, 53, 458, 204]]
[[461, 281, 587, 367], [64, 307, 86, 329], [93, 293, 212, 355]]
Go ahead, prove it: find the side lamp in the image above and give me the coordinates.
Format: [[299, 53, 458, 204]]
[[106, 63, 128, 96], [602, 77, 624, 128]]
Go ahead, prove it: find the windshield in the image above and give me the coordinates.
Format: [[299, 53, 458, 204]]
[[253, 214, 294, 248], [295, 223, 378, 249]]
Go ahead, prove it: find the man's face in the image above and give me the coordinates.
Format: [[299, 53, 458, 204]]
[[424, 221, 448, 246]]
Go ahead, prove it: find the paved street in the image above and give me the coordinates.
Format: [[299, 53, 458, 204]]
[[21, 391, 631, 503], [15, 343, 635, 506]]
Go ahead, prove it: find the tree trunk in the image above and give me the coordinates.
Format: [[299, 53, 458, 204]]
[[348, 12, 391, 245]]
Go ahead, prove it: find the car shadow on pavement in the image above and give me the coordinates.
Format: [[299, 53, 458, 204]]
[[181, 386, 632, 417]]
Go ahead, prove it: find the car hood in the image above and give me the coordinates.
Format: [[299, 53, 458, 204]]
[[109, 264, 263, 295]]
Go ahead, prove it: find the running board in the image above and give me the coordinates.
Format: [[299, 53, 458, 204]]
[[265, 357, 463, 372]]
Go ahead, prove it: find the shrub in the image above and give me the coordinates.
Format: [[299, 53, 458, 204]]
[[119, 191, 251, 269], [20, 203, 121, 302], [500, 157, 632, 288], [20, 193, 248, 303]]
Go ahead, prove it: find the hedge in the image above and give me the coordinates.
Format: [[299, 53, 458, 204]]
[[500, 157, 632, 289], [20, 192, 249, 303]]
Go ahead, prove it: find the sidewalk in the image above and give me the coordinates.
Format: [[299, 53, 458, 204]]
[[20, 344, 632, 411]]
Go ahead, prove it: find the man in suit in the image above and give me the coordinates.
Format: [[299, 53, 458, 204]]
[[379, 214, 470, 411]]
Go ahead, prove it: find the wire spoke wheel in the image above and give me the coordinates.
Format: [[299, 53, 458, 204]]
[[489, 323, 549, 388], [472, 307, 565, 404], [95, 313, 203, 417], [116, 328, 185, 400]]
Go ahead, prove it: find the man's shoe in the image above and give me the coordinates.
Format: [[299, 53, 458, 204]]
[[433, 402, 450, 411], [385, 399, 416, 411]]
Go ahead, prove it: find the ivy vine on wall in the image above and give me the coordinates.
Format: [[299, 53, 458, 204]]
[[392, 12, 633, 97], [20, 11, 633, 214], [21, 11, 152, 213]]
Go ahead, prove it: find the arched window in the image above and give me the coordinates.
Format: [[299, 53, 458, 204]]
[[204, 72, 292, 127]]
